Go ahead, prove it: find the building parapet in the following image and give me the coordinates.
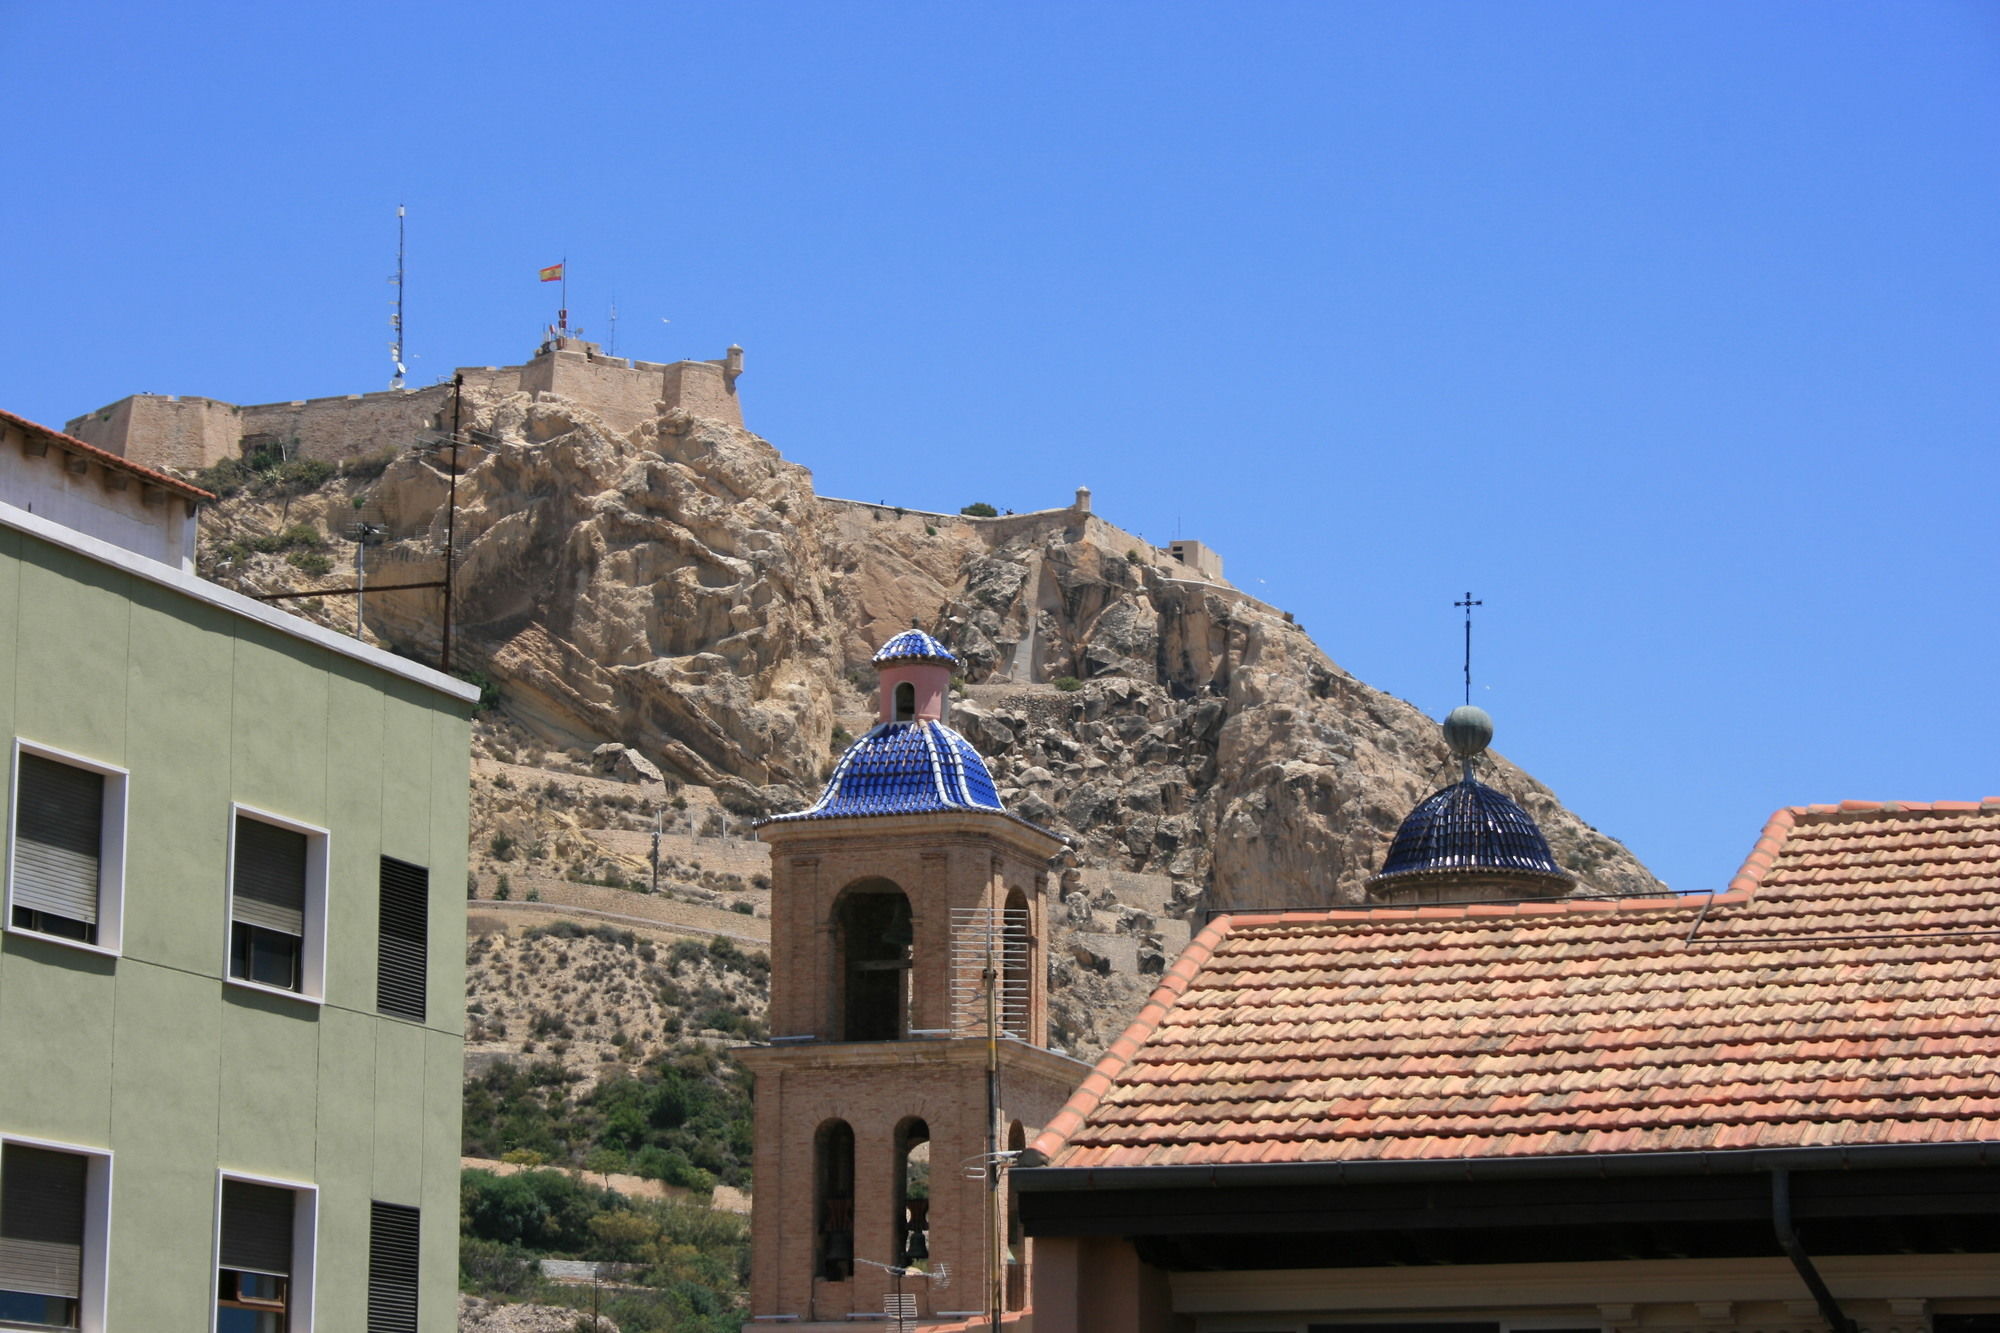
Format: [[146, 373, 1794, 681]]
[[0, 497, 477, 704]]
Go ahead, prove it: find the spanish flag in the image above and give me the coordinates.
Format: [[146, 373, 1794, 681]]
[[539, 263, 564, 282]]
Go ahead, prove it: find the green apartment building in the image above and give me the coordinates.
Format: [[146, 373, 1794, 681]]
[[0, 409, 475, 1331]]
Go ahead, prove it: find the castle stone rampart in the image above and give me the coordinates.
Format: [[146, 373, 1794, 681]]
[[67, 395, 243, 471], [235, 384, 454, 465], [64, 339, 743, 472]]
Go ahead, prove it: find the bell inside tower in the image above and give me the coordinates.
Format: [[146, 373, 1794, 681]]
[[837, 881, 913, 1041]]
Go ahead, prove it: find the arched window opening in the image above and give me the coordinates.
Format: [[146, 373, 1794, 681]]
[[1005, 1121, 1028, 1310], [894, 681, 917, 722], [838, 881, 913, 1041], [814, 1120, 856, 1282], [893, 1117, 931, 1267], [1001, 889, 1031, 1039]]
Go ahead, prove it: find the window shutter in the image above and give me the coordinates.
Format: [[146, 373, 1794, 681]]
[[366, 1201, 420, 1333], [219, 1180, 294, 1277], [13, 755, 103, 925], [0, 1144, 87, 1300], [376, 857, 428, 1022], [234, 817, 306, 937]]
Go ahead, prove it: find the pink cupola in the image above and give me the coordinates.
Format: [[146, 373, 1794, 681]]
[[871, 625, 956, 725]]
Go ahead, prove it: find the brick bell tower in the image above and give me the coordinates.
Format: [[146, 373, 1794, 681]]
[[740, 629, 1089, 1327]]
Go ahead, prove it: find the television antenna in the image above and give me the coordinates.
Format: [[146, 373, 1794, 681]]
[[854, 1257, 949, 1333], [347, 520, 386, 637], [950, 904, 1030, 1328], [388, 205, 407, 390]]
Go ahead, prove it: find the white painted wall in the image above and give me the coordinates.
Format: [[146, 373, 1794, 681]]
[[0, 452, 195, 569]]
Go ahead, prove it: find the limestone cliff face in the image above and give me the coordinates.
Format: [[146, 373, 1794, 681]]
[[197, 389, 1661, 908], [361, 394, 846, 807]]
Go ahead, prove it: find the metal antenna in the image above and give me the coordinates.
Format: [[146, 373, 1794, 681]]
[[1455, 591, 1483, 705], [388, 205, 406, 390], [854, 1256, 948, 1333], [606, 295, 618, 356], [347, 521, 386, 636]]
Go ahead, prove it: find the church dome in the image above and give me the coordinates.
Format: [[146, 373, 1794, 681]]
[[873, 628, 957, 667], [1368, 777, 1573, 892], [763, 627, 1021, 825], [764, 720, 1004, 822]]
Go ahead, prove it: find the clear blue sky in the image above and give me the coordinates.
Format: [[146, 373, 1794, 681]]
[[6, 2, 1995, 894]]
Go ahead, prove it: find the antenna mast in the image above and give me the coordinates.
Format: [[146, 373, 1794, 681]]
[[606, 295, 618, 356], [388, 205, 407, 390]]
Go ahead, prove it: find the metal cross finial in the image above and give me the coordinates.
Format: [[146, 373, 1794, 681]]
[[1455, 591, 1483, 704]]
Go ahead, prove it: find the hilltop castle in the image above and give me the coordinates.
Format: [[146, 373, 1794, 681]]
[[63, 337, 745, 473]]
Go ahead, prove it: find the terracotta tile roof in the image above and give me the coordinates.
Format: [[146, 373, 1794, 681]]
[[1033, 800, 2000, 1170], [0, 407, 214, 501]]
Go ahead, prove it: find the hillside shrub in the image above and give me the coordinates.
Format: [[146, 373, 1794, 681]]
[[458, 669, 501, 714], [462, 1043, 754, 1188], [959, 501, 998, 517], [339, 448, 397, 480], [1054, 676, 1084, 692], [190, 442, 335, 498]]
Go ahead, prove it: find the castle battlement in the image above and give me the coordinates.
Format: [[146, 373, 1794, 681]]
[[63, 338, 744, 472]]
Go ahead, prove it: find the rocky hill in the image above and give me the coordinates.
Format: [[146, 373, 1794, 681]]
[[195, 386, 1659, 918]]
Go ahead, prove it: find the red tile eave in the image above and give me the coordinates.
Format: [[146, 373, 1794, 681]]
[[1028, 914, 1237, 1163], [0, 407, 215, 502]]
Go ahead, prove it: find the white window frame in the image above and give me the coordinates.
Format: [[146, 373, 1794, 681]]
[[0, 1132, 113, 1333], [4, 739, 128, 958], [223, 804, 329, 1005], [211, 1169, 316, 1333]]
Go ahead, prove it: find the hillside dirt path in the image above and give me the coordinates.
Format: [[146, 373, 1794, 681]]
[[467, 897, 766, 947]]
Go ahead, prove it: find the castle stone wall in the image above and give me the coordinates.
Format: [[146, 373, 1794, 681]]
[[63, 340, 744, 472], [67, 395, 243, 471], [659, 360, 740, 428], [531, 348, 659, 434], [235, 384, 454, 464]]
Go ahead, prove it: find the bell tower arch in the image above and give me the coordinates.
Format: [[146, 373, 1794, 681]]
[[740, 629, 1088, 1325]]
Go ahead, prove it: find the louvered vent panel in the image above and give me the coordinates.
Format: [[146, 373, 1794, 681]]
[[13, 755, 102, 924], [377, 857, 428, 1022], [0, 1144, 86, 1300], [234, 818, 306, 937], [220, 1180, 294, 1277], [367, 1201, 420, 1333]]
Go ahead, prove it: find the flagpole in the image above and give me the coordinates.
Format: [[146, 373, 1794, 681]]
[[561, 255, 568, 334]]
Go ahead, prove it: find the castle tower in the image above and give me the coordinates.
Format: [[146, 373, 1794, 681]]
[[1365, 705, 1576, 904], [741, 630, 1087, 1327]]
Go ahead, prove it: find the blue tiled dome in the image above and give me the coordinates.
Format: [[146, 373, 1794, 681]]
[[764, 721, 1003, 822], [1370, 778, 1572, 887], [873, 629, 957, 667]]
